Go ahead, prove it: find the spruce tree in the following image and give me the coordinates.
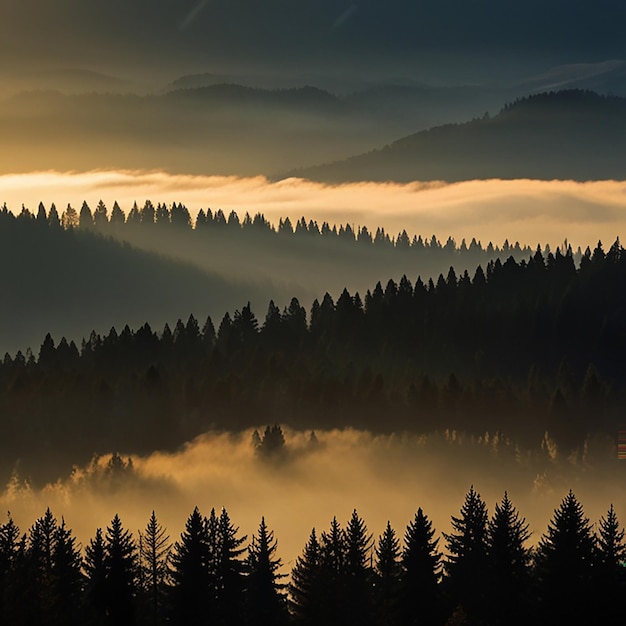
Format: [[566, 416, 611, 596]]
[[593, 504, 626, 623], [84, 528, 107, 625], [289, 529, 322, 626], [0, 513, 21, 624], [443, 486, 488, 622], [318, 517, 347, 626], [374, 521, 402, 626], [51, 518, 84, 626], [485, 492, 531, 626], [138, 511, 170, 626], [534, 490, 595, 625], [104, 514, 137, 626], [343, 509, 374, 626], [245, 517, 288, 626], [168, 507, 211, 625], [28, 507, 58, 622], [79, 201, 94, 229], [400, 508, 442, 626], [214, 508, 247, 626]]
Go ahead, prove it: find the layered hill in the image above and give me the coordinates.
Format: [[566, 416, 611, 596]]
[[0, 202, 542, 355], [0, 207, 269, 355], [291, 90, 626, 183]]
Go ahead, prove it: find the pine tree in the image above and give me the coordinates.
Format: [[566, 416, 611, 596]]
[[28, 507, 58, 622], [110, 201, 125, 227], [0, 513, 21, 623], [400, 508, 442, 626], [104, 514, 137, 626], [61, 203, 79, 228], [443, 486, 488, 622], [593, 504, 626, 623], [245, 517, 288, 626], [214, 508, 247, 626], [51, 518, 84, 626], [318, 517, 347, 626], [534, 490, 595, 625], [84, 528, 107, 625], [343, 509, 374, 626], [79, 201, 94, 229], [5, 532, 33, 626], [168, 507, 211, 625], [485, 492, 531, 626], [93, 200, 109, 230], [138, 511, 170, 626], [289, 529, 322, 626], [374, 521, 402, 626]]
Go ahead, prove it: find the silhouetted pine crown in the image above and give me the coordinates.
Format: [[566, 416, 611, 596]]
[[1, 488, 624, 626]]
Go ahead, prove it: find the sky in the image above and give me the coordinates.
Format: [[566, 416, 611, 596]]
[[3, 169, 626, 249], [2, 0, 626, 82]]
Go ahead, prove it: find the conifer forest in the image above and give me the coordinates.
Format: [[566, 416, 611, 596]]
[[0, 485, 624, 626], [4, 2, 626, 624], [2, 200, 626, 625]]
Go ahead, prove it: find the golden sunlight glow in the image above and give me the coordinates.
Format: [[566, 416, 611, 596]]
[[2, 170, 626, 248], [1, 429, 623, 566]]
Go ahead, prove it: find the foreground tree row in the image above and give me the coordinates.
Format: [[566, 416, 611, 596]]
[[0, 488, 624, 626]]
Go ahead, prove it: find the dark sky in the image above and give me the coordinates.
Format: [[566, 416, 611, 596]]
[[2, 0, 626, 80]]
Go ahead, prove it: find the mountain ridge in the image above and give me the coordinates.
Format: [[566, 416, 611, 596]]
[[285, 90, 626, 183]]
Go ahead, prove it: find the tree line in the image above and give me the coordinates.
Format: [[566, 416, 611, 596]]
[[4, 200, 550, 262], [0, 487, 623, 626], [2, 237, 626, 481]]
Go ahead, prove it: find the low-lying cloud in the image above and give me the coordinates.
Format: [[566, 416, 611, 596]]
[[3, 170, 626, 248], [2, 428, 623, 570]]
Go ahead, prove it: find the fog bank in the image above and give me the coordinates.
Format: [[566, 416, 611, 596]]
[[2, 428, 624, 570], [3, 170, 626, 249]]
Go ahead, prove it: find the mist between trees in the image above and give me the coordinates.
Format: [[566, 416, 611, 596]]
[[0, 481, 623, 626], [6, 197, 548, 295], [1, 199, 552, 356], [1, 212, 624, 482]]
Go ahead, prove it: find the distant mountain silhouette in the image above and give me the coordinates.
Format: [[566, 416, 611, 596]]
[[165, 83, 343, 114], [164, 72, 234, 91], [0, 84, 368, 175], [4, 68, 134, 95], [288, 90, 626, 183]]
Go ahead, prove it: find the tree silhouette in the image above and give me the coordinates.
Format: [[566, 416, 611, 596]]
[[79, 201, 94, 230], [168, 507, 211, 625], [245, 517, 288, 626], [485, 492, 531, 626], [138, 511, 170, 626], [318, 517, 347, 626], [343, 509, 374, 626], [93, 201, 109, 230], [104, 514, 137, 626], [374, 521, 401, 626], [214, 508, 247, 626], [28, 507, 58, 622], [534, 490, 596, 625], [593, 504, 626, 624], [443, 486, 488, 622], [256, 425, 286, 459], [400, 507, 442, 626], [51, 518, 84, 626], [0, 513, 21, 624], [84, 528, 107, 625], [289, 528, 322, 625]]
